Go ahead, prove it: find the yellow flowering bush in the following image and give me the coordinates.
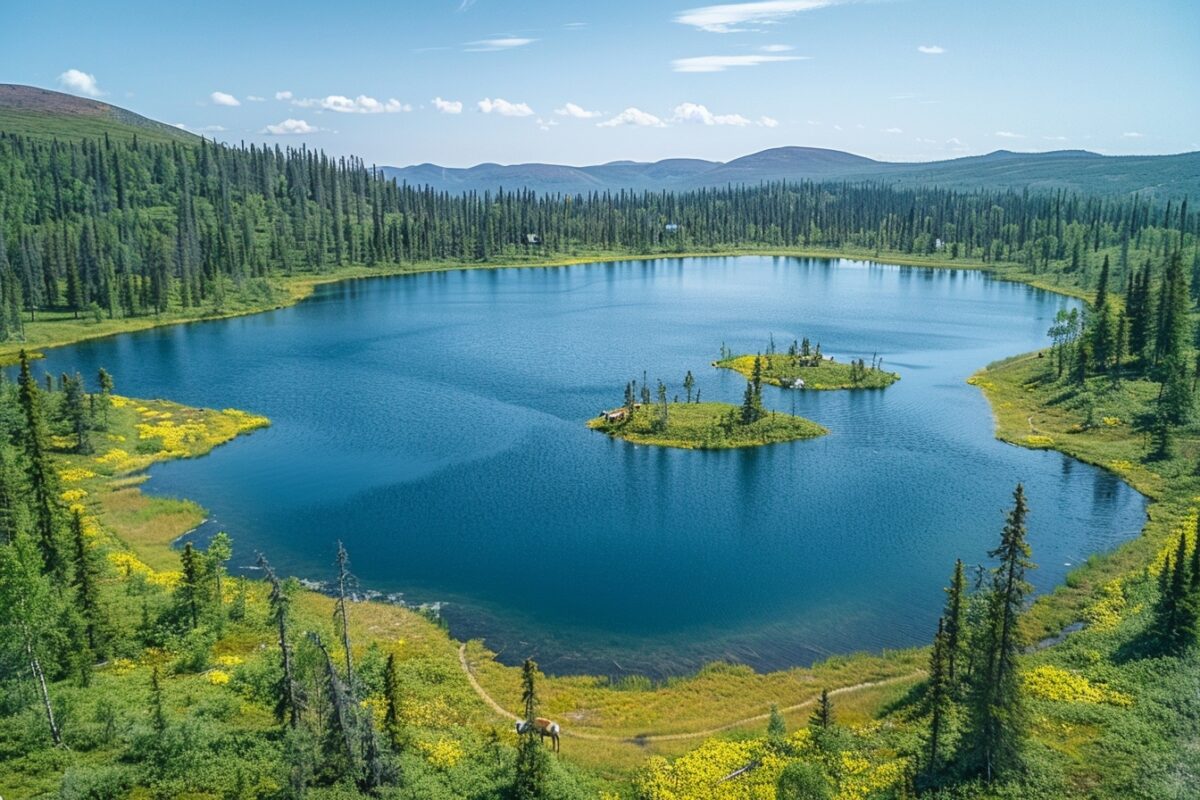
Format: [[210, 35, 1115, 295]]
[[1024, 434, 1055, 447], [1102, 416, 1122, 426], [49, 434, 76, 450], [109, 395, 130, 408], [1023, 665, 1132, 707], [1109, 459, 1134, 473], [361, 695, 388, 729], [215, 654, 244, 667], [417, 737, 463, 770], [109, 658, 137, 676], [60, 488, 88, 503], [207, 670, 231, 686], [1084, 580, 1126, 632], [58, 467, 96, 483]]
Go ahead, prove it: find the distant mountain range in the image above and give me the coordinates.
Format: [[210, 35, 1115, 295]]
[[1, 85, 1194, 199], [383, 146, 1200, 199]]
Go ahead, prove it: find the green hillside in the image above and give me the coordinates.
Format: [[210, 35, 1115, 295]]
[[0, 84, 197, 145]]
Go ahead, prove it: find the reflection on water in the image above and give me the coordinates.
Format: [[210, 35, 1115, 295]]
[[27, 257, 1147, 677]]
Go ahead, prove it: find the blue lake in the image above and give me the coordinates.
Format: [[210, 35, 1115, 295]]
[[29, 257, 1147, 676]]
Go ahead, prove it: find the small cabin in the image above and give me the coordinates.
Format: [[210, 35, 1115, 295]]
[[602, 407, 629, 422], [524, 233, 542, 245]]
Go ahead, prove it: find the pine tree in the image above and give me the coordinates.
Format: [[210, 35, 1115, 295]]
[[96, 367, 114, 427], [961, 484, 1035, 782], [150, 666, 168, 736], [383, 651, 403, 747], [683, 370, 695, 403], [309, 632, 359, 784]]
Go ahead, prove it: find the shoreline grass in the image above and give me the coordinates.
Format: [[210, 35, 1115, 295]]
[[0, 244, 1085, 366]]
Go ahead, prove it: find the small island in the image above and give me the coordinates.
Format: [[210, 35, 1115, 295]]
[[716, 338, 899, 390], [588, 374, 826, 449]]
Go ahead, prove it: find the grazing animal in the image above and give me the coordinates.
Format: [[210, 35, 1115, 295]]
[[516, 717, 561, 752]]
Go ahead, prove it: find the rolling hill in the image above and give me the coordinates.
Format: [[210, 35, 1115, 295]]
[[0, 83, 198, 144], [383, 145, 1200, 199]]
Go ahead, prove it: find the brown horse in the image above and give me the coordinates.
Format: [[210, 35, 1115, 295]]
[[515, 717, 561, 752]]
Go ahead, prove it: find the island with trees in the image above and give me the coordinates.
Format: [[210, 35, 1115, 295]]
[[716, 339, 899, 390], [588, 372, 827, 449]]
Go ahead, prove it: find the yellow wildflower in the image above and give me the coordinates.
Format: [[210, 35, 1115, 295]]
[[1023, 664, 1132, 706]]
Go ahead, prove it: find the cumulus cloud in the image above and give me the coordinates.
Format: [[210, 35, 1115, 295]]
[[210, 91, 241, 107], [294, 95, 410, 113], [555, 102, 601, 119], [760, 116, 780, 128], [477, 97, 534, 117], [275, 90, 293, 100], [946, 136, 969, 151], [433, 97, 463, 114], [58, 69, 104, 97], [917, 45, 945, 54], [537, 117, 560, 132], [262, 118, 318, 135], [676, 0, 840, 33], [672, 54, 805, 73], [672, 102, 752, 126], [995, 130, 1024, 138], [246, 95, 266, 102], [597, 107, 666, 128], [465, 37, 535, 51]]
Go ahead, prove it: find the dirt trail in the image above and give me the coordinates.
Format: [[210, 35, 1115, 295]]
[[458, 643, 923, 743]]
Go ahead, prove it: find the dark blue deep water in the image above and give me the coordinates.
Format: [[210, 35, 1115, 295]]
[[29, 257, 1146, 676]]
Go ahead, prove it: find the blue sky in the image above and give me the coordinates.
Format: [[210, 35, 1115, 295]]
[[5, 0, 1198, 167]]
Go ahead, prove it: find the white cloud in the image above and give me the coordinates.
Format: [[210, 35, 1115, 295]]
[[760, 115, 780, 128], [995, 130, 1024, 138], [676, 0, 840, 33], [477, 97, 534, 117], [672, 54, 805, 72], [275, 90, 293, 101], [917, 45, 945, 54], [58, 69, 103, 97], [1122, 131, 1144, 138], [673, 102, 753, 126], [294, 95, 410, 113], [465, 37, 535, 51], [884, 127, 903, 134], [946, 136, 968, 151], [597, 107, 666, 128], [564, 21, 588, 28], [433, 97, 463, 114], [536, 117, 560, 132], [1043, 135, 1068, 141], [761, 44, 794, 52], [262, 118, 318, 135], [210, 91, 241, 107], [555, 102, 602, 119], [246, 95, 266, 102]]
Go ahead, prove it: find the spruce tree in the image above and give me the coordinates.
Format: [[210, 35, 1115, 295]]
[[923, 617, 952, 783], [961, 484, 1034, 782], [514, 658, 548, 800], [17, 352, 65, 578], [69, 508, 103, 656], [943, 559, 967, 686], [259, 554, 302, 728]]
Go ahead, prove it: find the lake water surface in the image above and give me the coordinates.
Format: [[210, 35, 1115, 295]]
[[30, 257, 1147, 676]]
